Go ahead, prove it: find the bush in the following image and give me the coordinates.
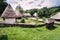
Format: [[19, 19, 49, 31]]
[[0, 35, 8, 40], [42, 17, 46, 21], [20, 18, 25, 23]]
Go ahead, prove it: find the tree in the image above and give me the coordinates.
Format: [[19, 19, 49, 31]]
[[25, 9, 37, 16], [24, 10, 29, 13], [37, 7, 59, 18], [16, 5, 24, 13], [0, 0, 7, 16], [37, 9, 43, 18], [30, 9, 37, 16], [25, 6, 60, 18]]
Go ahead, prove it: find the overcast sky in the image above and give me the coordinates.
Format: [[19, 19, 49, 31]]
[[6, 0, 60, 10]]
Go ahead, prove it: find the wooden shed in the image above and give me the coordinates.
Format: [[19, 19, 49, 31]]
[[1, 5, 22, 24]]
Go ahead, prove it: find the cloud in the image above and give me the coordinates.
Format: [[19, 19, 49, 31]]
[[42, 0, 54, 7], [50, 0, 60, 6], [6, 0, 60, 10], [18, 0, 45, 10]]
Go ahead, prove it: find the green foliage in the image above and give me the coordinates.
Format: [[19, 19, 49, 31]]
[[37, 6, 60, 18], [25, 6, 60, 18], [42, 17, 46, 21], [0, 35, 8, 40], [37, 7, 51, 18], [29, 9, 35, 16], [24, 10, 29, 13], [20, 18, 25, 23], [25, 9, 37, 16], [0, 0, 7, 16], [48, 6, 60, 16]]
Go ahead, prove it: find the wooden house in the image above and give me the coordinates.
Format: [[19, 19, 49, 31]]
[[1, 5, 22, 24]]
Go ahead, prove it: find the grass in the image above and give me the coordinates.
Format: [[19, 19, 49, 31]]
[[0, 24, 60, 40], [0, 17, 60, 40], [17, 18, 43, 25], [0, 17, 3, 21]]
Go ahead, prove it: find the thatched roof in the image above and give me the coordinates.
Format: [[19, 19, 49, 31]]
[[33, 13, 38, 17], [23, 13, 31, 17], [50, 12, 60, 19], [15, 9, 23, 17], [1, 5, 22, 18]]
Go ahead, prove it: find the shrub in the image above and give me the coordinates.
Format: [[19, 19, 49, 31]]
[[20, 18, 25, 23], [0, 35, 8, 40]]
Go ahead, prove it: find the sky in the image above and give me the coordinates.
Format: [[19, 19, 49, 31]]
[[6, 0, 60, 10]]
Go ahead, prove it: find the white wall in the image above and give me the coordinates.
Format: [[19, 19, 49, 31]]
[[4, 18, 16, 24]]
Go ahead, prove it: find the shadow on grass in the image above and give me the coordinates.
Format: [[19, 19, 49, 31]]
[[0, 23, 57, 30], [0, 24, 12, 28], [35, 24, 45, 28], [0, 35, 8, 40], [46, 26, 57, 30], [0, 23, 45, 28], [46, 23, 57, 30]]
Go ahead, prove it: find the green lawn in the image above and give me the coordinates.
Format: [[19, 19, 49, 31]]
[[17, 18, 43, 25], [0, 17, 60, 40], [0, 25, 60, 40]]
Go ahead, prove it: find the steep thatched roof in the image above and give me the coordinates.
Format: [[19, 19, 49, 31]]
[[50, 12, 60, 19], [1, 5, 22, 18], [15, 9, 23, 17]]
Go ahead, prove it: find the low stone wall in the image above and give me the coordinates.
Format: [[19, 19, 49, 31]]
[[0, 22, 45, 27]]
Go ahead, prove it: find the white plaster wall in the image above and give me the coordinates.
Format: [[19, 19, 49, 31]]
[[4, 18, 16, 24]]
